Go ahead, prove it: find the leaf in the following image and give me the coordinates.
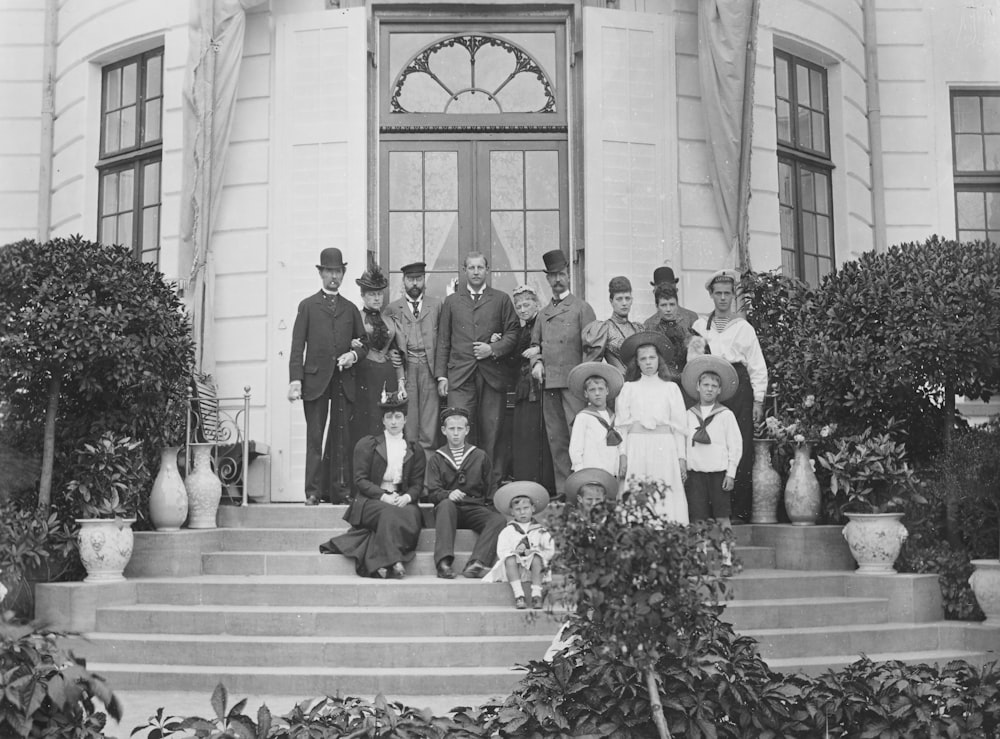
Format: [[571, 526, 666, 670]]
[[210, 683, 228, 720]]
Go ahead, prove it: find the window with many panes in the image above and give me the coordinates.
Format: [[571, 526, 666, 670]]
[[952, 90, 1000, 245], [97, 48, 163, 264], [774, 50, 834, 286]]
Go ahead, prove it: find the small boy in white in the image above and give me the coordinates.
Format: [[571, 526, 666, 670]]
[[681, 355, 743, 564], [566, 362, 626, 478], [484, 481, 555, 609]]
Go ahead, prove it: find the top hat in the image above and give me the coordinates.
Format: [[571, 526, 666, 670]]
[[565, 468, 619, 506], [356, 262, 389, 292], [704, 269, 742, 291], [651, 266, 680, 286], [681, 355, 739, 402], [316, 248, 347, 270], [494, 481, 550, 516], [542, 250, 569, 273], [619, 330, 675, 367], [378, 385, 409, 412], [567, 361, 625, 401], [400, 261, 426, 276]]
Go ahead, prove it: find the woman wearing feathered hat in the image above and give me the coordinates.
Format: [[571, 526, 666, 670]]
[[350, 261, 406, 452], [320, 388, 425, 578]]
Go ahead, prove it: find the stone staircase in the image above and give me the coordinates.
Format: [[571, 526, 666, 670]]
[[35, 505, 998, 703]]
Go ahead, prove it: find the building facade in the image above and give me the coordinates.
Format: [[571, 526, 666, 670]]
[[2, 0, 998, 499]]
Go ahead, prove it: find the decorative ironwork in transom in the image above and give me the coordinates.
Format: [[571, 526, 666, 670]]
[[390, 34, 557, 115]]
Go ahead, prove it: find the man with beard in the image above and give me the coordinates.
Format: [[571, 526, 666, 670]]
[[385, 261, 442, 454]]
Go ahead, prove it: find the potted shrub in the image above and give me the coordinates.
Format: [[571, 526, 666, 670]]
[[818, 426, 920, 574], [64, 432, 147, 582]]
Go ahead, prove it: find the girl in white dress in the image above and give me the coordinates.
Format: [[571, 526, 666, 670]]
[[615, 331, 689, 524]]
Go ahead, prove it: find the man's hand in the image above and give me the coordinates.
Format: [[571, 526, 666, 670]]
[[752, 401, 764, 424], [489, 332, 502, 343], [337, 351, 357, 370], [351, 338, 364, 350], [287, 381, 302, 402], [437, 378, 449, 398], [388, 349, 403, 368], [448, 489, 467, 502], [473, 341, 493, 361], [722, 475, 735, 492], [397, 385, 408, 401], [531, 362, 544, 382], [522, 346, 540, 360]]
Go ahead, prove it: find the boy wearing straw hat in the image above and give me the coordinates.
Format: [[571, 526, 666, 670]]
[[485, 481, 555, 609], [567, 362, 626, 479]]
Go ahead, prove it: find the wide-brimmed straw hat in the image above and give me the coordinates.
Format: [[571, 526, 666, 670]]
[[567, 362, 625, 401], [619, 331, 674, 367], [564, 468, 619, 506], [681, 355, 739, 402], [494, 481, 550, 515]]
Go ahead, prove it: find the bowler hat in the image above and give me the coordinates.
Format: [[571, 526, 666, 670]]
[[316, 248, 347, 270], [651, 266, 680, 286], [565, 468, 619, 506], [619, 330, 675, 367], [494, 481, 550, 516], [400, 261, 426, 276], [681, 355, 739, 402], [542, 250, 569, 273], [567, 361, 625, 401]]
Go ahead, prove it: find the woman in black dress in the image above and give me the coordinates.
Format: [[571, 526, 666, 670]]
[[510, 285, 554, 493], [321, 391, 425, 578]]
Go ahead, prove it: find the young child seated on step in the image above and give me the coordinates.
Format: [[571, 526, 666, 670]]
[[681, 355, 743, 570], [484, 481, 554, 609], [567, 362, 626, 478]]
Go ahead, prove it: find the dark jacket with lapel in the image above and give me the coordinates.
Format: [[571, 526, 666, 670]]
[[344, 433, 426, 527], [289, 291, 368, 402], [385, 294, 441, 371], [530, 292, 597, 389], [435, 286, 519, 392]]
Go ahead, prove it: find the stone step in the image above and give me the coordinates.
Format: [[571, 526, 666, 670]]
[[721, 596, 888, 630], [220, 528, 484, 552], [85, 662, 524, 697], [726, 571, 849, 600], [766, 650, 992, 677], [95, 604, 564, 637], [744, 623, 946, 660], [71, 632, 552, 668], [202, 551, 482, 577]]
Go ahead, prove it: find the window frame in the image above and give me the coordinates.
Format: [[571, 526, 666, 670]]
[[96, 47, 164, 263], [774, 49, 835, 285], [950, 89, 1000, 245]]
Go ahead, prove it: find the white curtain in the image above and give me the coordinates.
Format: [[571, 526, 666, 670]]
[[698, 0, 759, 269]]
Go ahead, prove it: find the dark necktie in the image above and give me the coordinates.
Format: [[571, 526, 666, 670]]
[[472, 293, 481, 304], [552, 297, 562, 306], [692, 413, 717, 445], [410, 301, 420, 319]]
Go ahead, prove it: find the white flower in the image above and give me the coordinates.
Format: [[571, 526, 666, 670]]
[[794, 433, 806, 443], [803, 395, 816, 408], [820, 425, 832, 438], [0, 581, 7, 605]]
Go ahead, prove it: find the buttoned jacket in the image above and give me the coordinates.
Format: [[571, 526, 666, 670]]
[[435, 286, 519, 392], [530, 293, 597, 389], [385, 294, 441, 371], [289, 291, 368, 402]]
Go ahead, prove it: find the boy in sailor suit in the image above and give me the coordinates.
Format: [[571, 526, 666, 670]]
[[484, 481, 555, 610]]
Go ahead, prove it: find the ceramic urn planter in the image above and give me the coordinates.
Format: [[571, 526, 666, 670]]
[[186, 445, 222, 529], [784, 443, 821, 525], [77, 518, 136, 582], [969, 560, 1000, 625], [149, 446, 188, 530], [842, 512, 908, 574], [751, 438, 782, 524]]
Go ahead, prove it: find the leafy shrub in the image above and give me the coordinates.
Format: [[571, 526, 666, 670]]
[[0, 502, 77, 619], [897, 540, 984, 621], [818, 426, 919, 514], [0, 614, 121, 738], [64, 432, 147, 520], [940, 422, 1000, 558]]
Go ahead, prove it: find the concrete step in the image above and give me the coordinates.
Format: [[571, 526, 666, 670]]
[[85, 663, 524, 696], [202, 551, 483, 577], [71, 632, 553, 668], [727, 571, 849, 600], [95, 603, 565, 637], [220, 528, 482, 552], [731, 546, 775, 570], [767, 650, 992, 677], [745, 623, 946, 660], [722, 596, 888, 630]]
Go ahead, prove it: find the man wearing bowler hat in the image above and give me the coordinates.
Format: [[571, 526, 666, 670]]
[[526, 249, 597, 498], [642, 266, 699, 329], [288, 247, 369, 505], [384, 261, 442, 453]]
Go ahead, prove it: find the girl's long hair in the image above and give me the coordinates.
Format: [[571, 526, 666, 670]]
[[624, 345, 678, 382]]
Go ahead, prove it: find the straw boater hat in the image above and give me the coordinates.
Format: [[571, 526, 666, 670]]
[[567, 362, 625, 401], [681, 355, 740, 402], [619, 330, 675, 367], [564, 468, 619, 506], [494, 481, 550, 515]]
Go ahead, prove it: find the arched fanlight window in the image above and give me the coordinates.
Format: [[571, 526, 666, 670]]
[[390, 34, 557, 115]]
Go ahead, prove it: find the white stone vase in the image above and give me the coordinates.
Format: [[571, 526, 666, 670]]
[[77, 518, 135, 582], [969, 559, 1000, 625], [842, 512, 908, 574], [185, 446, 222, 529], [783, 443, 821, 525], [149, 446, 188, 531], [751, 438, 782, 523]]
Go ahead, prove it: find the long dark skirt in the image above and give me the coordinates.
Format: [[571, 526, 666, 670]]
[[320, 499, 422, 577], [512, 397, 555, 495], [721, 362, 754, 520]]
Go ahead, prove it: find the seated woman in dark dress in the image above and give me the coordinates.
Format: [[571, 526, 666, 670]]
[[320, 390, 425, 578]]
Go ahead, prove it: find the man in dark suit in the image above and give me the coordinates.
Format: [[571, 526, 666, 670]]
[[527, 249, 597, 498], [435, 252, 519, 480], [288, 247, 368, 505], [384, 261, 442, 454]]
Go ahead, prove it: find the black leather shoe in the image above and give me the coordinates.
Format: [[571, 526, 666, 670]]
[[436, 561, 456, 579], [462, 560, 489, 579], [304, 496, 321, 506]]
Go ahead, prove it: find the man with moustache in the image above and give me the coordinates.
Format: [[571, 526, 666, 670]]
[[385, 261, 442, 453], [288, 247, 368, 505], [435, 252, 519, 480], [526, 249, 597, 498]]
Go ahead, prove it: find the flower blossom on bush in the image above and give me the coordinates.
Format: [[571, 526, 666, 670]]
[[758, 392, 836, 446]]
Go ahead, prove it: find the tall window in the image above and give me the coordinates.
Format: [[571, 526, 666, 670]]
[[952, 90, 1000, 245], [97, 48, 163, 264], [774, 50, 834, 285]]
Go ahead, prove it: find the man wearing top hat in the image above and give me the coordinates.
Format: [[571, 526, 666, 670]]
[[526, 249, 597, 498], [642, 266, 699, 330], [288, 248, 369, 506], [384, 261, 442, 454]]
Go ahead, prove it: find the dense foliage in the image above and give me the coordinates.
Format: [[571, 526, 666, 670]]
[[0, 502, 77, 618], [63, 432, 147, 520]]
